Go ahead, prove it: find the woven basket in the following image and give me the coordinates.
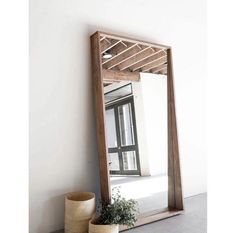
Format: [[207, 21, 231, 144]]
[[65, 192, 95, 233], [89, 219, 119, 233]]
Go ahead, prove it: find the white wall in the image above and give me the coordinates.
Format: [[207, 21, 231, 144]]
[[132, 75, 168, 176], [30, 0, 206, 232], [138, 74, 168, 176], [132, 80, 151, 176]]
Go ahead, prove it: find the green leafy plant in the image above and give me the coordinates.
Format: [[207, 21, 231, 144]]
[[95, 188, 139, 227]]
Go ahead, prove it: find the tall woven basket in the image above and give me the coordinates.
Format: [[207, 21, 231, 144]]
[[65, 192, 95, 233]]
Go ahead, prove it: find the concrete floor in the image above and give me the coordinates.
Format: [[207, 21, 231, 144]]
[[53, 193, 207, 233], [125, 193, 207, 233]]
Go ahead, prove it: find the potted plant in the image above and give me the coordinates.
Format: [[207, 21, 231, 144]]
[[89, 189, 139, 233]]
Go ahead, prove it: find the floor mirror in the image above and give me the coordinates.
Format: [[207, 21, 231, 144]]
[[90, 31, 184, 231]]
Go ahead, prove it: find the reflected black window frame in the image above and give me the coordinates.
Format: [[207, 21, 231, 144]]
[[104, 83, 133, 104]]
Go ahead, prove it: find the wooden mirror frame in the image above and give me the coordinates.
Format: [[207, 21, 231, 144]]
[[90, 31, 184, 230]]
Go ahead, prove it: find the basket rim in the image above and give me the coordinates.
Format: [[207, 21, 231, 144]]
[[66, 191, 95, 202]]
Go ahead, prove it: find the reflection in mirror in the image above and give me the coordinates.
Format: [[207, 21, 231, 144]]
[[104, 73, 168, 215]]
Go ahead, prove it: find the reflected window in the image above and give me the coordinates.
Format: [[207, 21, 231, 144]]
[[122, 151, 137, 170], [104, 84, 132, 104], [109, 153, 120, 171], [105, 108, 117, 148], [105, 96, 140, 175], [118, 103, 135, 146]]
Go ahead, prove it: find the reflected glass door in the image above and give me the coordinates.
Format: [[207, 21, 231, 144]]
[[105, 97, 140, 175]]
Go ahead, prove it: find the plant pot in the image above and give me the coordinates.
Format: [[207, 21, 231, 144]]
[[65, 192, 95, 233], [89, 219, 119, 233]]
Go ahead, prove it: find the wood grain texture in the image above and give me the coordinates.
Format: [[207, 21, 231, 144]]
[[117, 47, 154, 70], [167, 48, 184, 210], [104, 45, 146, 70], [131, 51, 166, 71], [102, 42, 135, 65], [90, 32, 111, 201], [102, 69, 140, 82], [119, 209, 183, 231], [152, 63, 167, 73], [141, 57, 167, 72], [101, 38, 120, 54]]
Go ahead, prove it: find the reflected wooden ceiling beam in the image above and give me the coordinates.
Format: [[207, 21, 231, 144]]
[[160, 68, 167, 75], [100, 36, 106, 42], [141, 57, 167, 72], [99, 31, 170, 50], [100, 39, 121, 54], [104, 38, 111, 44], [152, 64, 168, 74], [102, 69, 140, 82], [103, 80, 115, 84], [154, 68, 167, 75], [102, 42, 135, 65], [103, 80, 120, 85], [104, 45, 148, 70], [131, 51, 166, 71], [118, 47, 162, 71], [120, 41, 128, 47], [99, 34, 169, 75], [100, 39, 111, 52]]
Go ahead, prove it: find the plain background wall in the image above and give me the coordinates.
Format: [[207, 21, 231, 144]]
[[29, 0, 206, 232], [139, 75, 168, 176]]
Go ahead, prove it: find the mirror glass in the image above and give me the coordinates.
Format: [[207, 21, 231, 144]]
[[103, 72, 168, 216]]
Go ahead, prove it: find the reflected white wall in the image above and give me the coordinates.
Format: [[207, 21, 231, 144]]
[[133, 74, 167, 176]]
